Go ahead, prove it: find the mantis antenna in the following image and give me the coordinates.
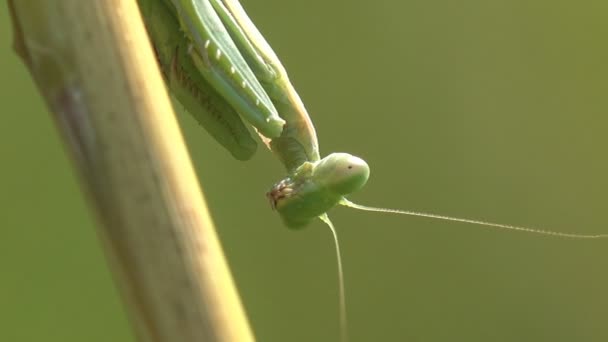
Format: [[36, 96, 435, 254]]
[[319, 214, 348, 342], [341, 198, 608, 239]]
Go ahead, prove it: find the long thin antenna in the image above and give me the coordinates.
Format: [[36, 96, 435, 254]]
[[319, 214, 348, 342], [341, 199, 608, 239]]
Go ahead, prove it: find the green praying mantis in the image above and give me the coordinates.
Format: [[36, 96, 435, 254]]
[[136, 0, 608, 340]]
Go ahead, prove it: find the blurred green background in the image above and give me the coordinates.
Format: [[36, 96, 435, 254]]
[[1, 1, 607, 341]]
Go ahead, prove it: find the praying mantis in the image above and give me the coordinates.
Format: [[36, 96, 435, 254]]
[[137, 0, 608, 341]]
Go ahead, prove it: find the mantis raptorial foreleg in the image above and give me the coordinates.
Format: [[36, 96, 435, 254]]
[[167, 0, 286, 138], [138, 0, 258, 160]]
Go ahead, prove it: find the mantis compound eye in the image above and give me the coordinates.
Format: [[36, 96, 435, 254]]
[[315, 153, 370, 195]]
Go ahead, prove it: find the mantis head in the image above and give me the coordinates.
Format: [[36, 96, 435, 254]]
[[268, 152, 370, 228]]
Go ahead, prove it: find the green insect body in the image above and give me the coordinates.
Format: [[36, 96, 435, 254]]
[[202, 1, 368, 226], [140, 0, 335, 224]]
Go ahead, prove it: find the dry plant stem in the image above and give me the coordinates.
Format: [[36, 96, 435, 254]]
[[8, 1, 255, 341]]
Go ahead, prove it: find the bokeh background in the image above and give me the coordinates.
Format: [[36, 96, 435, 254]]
[[1, 1, 607, 341]]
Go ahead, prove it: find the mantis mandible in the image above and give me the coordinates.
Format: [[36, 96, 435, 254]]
[[137, 0, 608, 341]]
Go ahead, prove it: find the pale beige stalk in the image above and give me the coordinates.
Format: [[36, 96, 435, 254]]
[[8, 1, 255, 341]]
